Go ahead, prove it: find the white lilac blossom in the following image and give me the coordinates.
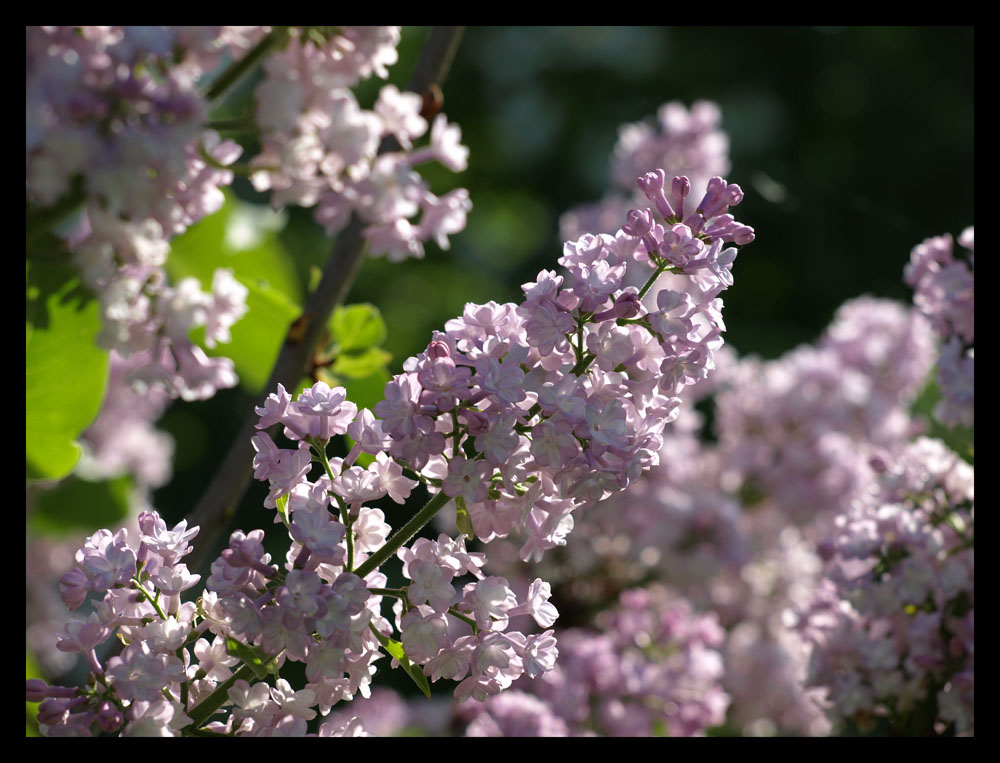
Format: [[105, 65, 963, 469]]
[[30, 169, 751, 736], [795, 437, 974, 735], [904, 228, 974, 429]]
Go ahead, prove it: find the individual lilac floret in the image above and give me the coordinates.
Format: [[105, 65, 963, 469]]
[[287, 382, 358, 442]]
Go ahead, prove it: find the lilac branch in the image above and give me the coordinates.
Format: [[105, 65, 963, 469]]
[[183, 26, 466, 575]]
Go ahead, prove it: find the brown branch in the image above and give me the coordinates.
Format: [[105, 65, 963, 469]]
[[183, 26, 467, 574]]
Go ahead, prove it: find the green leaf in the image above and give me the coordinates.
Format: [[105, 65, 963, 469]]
[[370, 628, 432, 698], [29, 474, 132, 534], [225, 637, 279, 680], [26, 261, 109, 481], [275, 492, 290, 526], [382, 637, 406, 663], [26, 649, 44, 737], [330, 303, 387, 352], [333, 346, 392, 380], [226, 279, 301, 393]]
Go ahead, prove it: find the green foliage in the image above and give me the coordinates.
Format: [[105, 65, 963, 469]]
[[29, 474, 132, 535], [315, 303, 393, 412], [225, 637, 280, 680], [25, 649, 43, 737], [455, 496, 475, 541], [26, 260, 109, 481], [330, 303, 388, 351]]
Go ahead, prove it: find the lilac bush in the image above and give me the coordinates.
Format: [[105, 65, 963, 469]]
[[27, 27, 972, 738], [30, 164, 753, 734]]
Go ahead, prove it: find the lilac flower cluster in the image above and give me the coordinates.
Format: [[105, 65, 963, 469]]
[[76, 351, 175, 491], [26, 27, 472, 692], [26, 351, 176, 680], [30, 168, 751, 735], [242, 172, 750, 703], [252, 169, 752, 563], [714, 296, 936, 525], [27, 26, 260, 400], [796, 437, 974, 735], [478, 380, 831, 736], [250, 27, 471, 262], [560, 101, 730, 242], [904, 228, 974, 428], [30, 507, 389, 736], [466, 278, 946, 736], [460, 586, 729, 736], [31, 512, 201, 735]]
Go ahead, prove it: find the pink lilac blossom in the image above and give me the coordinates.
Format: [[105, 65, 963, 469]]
[[713, 297, 935, 526], [474, 285, 945, 735], [76, 350, 175, 491], [795, 437, 974, 735], [33, 511, 204, 736], [904, 228, 974, 429], [461, 586, 729, 737], [250, 26, 471, 262], [27, 26, 255, 402], [479, 395, 830, 736], [30, 168, 751, 736]]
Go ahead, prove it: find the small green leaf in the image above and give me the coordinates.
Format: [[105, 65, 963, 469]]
[[370, 628, 432, 698], [333, 346, 392, 380], [275, 492, 291, 526], [401, 656, 432, 699], [382, 637, 406, 663], [225, 637, 279, 680], [331, 303, 388, 352]]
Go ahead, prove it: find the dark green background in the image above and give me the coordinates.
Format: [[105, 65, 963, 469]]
[[154, 24, 973, 570]]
